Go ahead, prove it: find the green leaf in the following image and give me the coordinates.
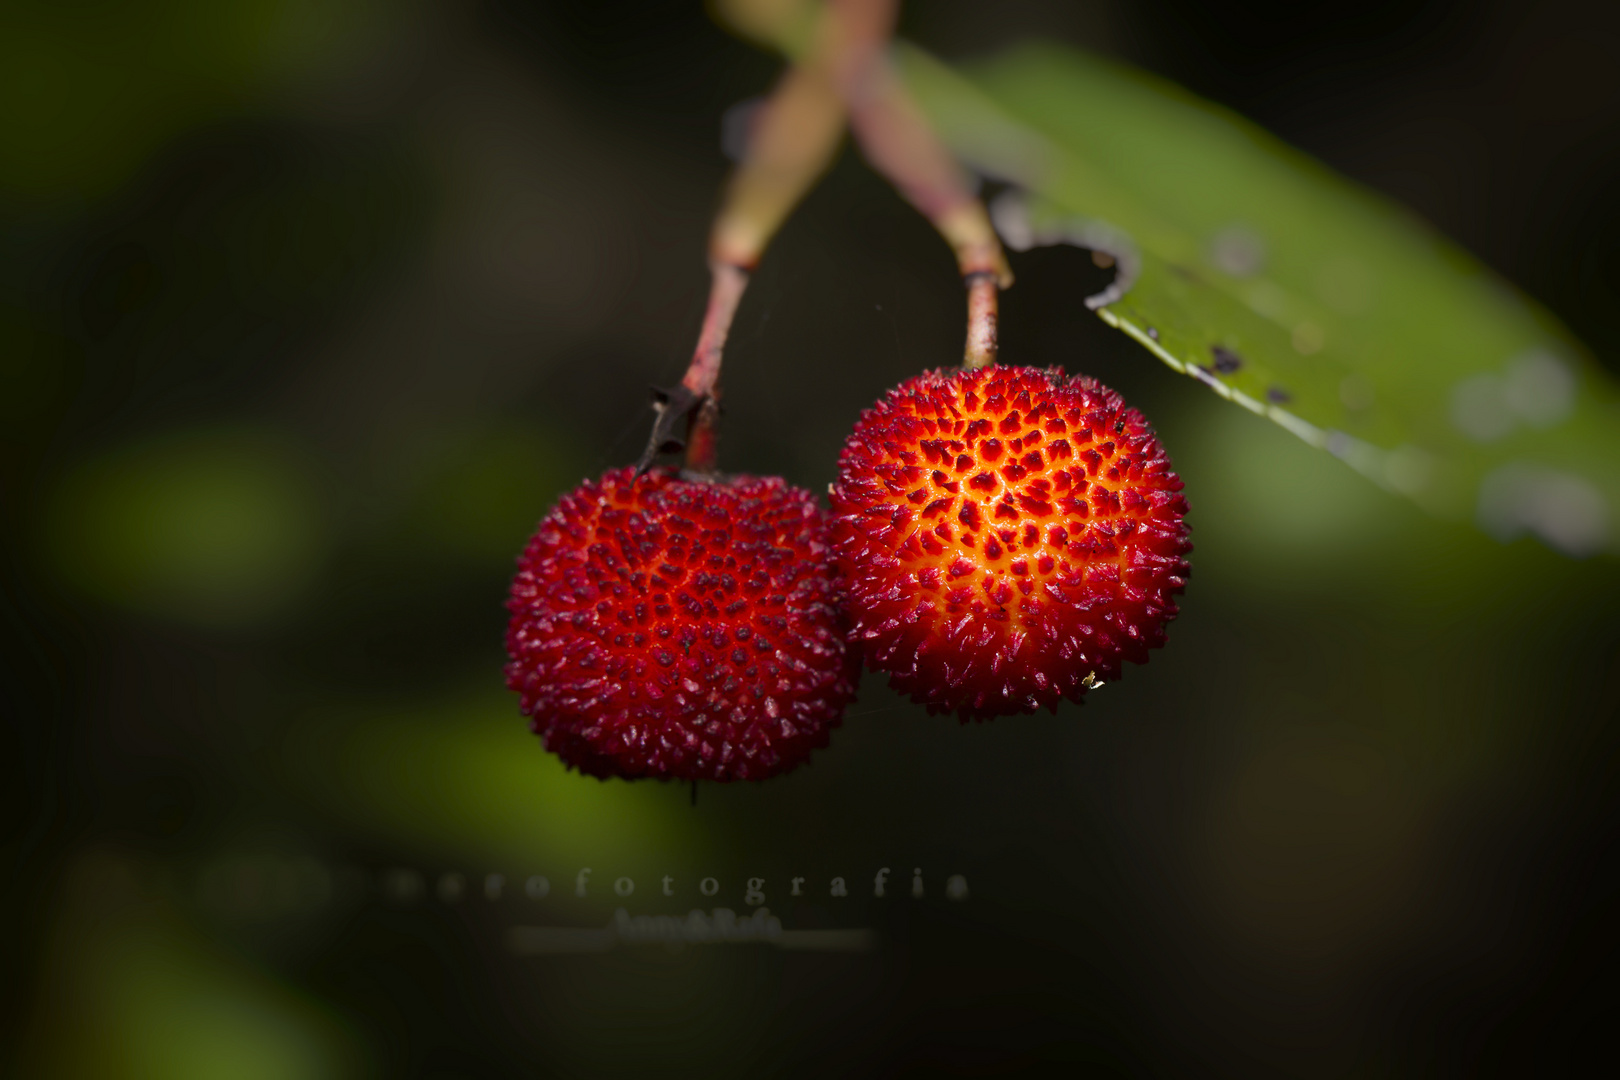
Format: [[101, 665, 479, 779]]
[[899, 41, 1620, 557]]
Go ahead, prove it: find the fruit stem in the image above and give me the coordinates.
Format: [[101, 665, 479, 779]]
[[647, 7, 851, 474], [682, 261, 750, 401], [709, 42, 846, 273], [657, 0, 1010, 474], [837, 36, 1008, 366], [963, 270, 999, 368], [675, 260, 747, 472], [718, 0, 1011, 368], [683, 391, 724, 474]]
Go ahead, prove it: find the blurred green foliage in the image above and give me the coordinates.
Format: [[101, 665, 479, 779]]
[[398, 424, 586, 568], [0, 0, 378, 207], [17, 856, 362, 1079], [283, 689, 717, 871], [1189, 400, 1408, 560], [0, 304, 80, 432], [39, 427, 326, 627]]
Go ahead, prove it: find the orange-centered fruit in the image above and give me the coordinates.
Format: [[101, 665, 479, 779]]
[[830, 366, 1191, 718]]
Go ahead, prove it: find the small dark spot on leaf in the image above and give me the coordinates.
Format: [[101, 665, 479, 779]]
[[1267, 385, 1292, 404], [1169, 264, 1201, 282], [1211, 345, 1243, 374]]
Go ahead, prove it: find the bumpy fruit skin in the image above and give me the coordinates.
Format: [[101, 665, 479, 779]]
[[505, 466, 857, 781], [831, 366, 1190, 719]]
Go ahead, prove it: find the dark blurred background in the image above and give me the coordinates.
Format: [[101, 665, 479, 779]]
[[5, 1, 1619, 1076]]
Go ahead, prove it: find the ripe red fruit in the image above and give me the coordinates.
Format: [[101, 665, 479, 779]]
[[831, 365, 1191, 719], [506, 466, 857, 781]]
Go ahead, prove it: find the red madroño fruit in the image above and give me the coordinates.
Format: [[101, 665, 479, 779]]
[[831, 365, 1191, 719], [506, 466, 857, 781]]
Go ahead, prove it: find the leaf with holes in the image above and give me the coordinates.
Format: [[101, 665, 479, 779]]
[[899, 41, 1620, 557]]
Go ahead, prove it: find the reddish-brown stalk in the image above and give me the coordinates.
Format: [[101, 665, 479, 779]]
[[665, 5, 852, 471], [658, 0, 1013, 473], [824, 0, 1009, 368]]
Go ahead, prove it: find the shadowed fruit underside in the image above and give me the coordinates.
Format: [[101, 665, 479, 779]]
[[506, 467, 857, 780], [831, 366, 1191, 719]]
